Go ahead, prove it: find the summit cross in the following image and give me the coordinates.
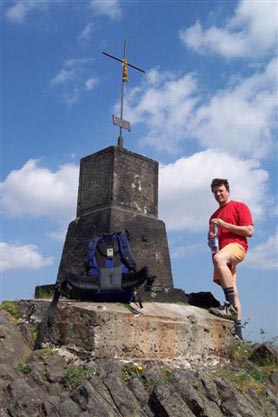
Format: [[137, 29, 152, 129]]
[[103, 40, 145, 147]]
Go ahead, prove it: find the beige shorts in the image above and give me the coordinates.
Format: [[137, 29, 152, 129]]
[[213, 243, 246, 285]]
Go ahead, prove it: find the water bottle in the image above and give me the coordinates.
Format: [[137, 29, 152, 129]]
[[209, 224, 219, 254]]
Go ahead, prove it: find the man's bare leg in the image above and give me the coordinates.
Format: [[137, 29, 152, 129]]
[[209, 250, 238, 322], [213, 250, 234, 289]]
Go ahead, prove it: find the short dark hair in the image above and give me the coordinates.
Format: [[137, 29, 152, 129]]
[[210, 178, 230, 192]]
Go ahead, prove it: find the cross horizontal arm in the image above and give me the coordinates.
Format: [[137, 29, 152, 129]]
[[102, 51, 145, 73], [102, 51, 122, 64], [128, 62, 145, 73]]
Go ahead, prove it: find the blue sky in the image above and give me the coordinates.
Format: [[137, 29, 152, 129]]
[[1, 0, 277, 342]]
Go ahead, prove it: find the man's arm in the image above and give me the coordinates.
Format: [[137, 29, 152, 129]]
[[210, 218, 254, 237]]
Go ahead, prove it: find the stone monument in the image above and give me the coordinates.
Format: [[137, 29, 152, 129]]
[[56, 145, 180, 300], [38, 42, 186, 301]]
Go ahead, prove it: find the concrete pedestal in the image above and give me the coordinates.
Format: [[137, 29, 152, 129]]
[[16, 300, 234, 363]]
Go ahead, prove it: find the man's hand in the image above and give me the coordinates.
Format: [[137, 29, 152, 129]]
[[210, 218, 225, 227], [210, 218, 253, 237]]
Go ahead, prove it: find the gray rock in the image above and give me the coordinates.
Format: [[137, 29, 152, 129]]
[[150, 380, 195, 416], [269, 370, 278, 386], [0, 302, 277, 417], [70, 381, 120, 416], [249, 343, 278, 366]]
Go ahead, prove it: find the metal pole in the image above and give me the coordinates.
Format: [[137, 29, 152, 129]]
[[103, 42, 145, 147], [118, 41, 127, 147]]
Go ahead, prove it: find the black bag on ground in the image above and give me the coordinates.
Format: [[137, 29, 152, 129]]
[[187, 292, 221, 309]]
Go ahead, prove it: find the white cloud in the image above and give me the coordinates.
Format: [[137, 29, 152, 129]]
[[50, 58, 98, 105], [47, 228, 67, 242], [1, 159, 79, 224], [171, 242, 204, 260], [124, 60, 277, 158], [85, 77, 98, 91], [179, 0, 278, 58], [159, 149, 269, 231], [1, 242, 54, 272], [89, 0, 122, 20], [51, 68, 76, 86], [1, 149, 270, 240], [124, 71, 200, 153], [244, 234, 278, 271], [79, 22, 95, 42], [191, 59, 277, 159], [6, 0, 49, 23]]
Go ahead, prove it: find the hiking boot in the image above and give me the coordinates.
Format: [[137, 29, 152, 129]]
[[209, 302, 238, 321]]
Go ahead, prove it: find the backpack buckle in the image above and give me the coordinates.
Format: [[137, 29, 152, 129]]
[[107, 247, 114, 258]]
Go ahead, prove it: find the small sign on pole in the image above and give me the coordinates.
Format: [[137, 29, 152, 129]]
[[103, 41, 145, 147], [112, 115, 131, 132]]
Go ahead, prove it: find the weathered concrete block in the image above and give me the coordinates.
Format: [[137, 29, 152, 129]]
[[15, 300, 234, 363]]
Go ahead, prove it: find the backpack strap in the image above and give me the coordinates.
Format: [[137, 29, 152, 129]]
[[35, 282, 64, 349], [117, 231, 136, 272], [85, 236, 101, 276]]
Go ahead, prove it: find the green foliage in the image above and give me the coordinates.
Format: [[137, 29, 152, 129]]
[[161, 367, 176, 383], [215, 368, 265, 395], [39, 347, 55, 360], [17, 363, 32, 374], [122, 364, 144, 381], [228, 339, 254, 365], [29, 323, 40, 344], [219, 337, 278, 401], [249, 368, 265, 384], [0, 301, 21, 320], [122, 364, 175, 394], [63, 366, 97, 390]]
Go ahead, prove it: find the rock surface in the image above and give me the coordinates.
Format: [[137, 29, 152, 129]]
[[0, 301, 277, 417]]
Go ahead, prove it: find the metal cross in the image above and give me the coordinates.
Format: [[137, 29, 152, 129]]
[[103, 41, 145, 147]]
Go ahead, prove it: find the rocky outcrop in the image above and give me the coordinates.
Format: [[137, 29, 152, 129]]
[[0, 301, 277, 417]]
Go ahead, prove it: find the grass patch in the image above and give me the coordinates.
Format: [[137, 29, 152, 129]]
[[215, 368, 266, 396], [122, 364, 144, 381], [0, 301, 21, 320], [63, 366, 97, 390], [29, 323, 40, 344], [17, 362, 32, 374], [39, 346, 55, 360], [228, 339, 254, 365], [216, 338, 278, 403]]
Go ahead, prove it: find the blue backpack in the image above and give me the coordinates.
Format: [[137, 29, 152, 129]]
[[85, 232, 136, 278], [64, 231, 152, 303], [36, 231, 154, 348]]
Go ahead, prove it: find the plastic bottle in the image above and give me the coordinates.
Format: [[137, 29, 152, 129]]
[[209, 224, 219, 254]]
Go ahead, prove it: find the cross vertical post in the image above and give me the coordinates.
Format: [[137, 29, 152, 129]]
[[103, 41, 145, 148], [118, 40, 127, 147]]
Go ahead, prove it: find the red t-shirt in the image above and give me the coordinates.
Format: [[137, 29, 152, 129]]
[[209, 200, 253, 251]]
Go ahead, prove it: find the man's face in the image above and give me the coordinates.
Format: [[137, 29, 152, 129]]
[[212, 185, 230, 206]]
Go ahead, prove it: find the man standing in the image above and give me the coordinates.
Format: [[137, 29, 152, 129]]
[[208, 178, 254, 340]]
